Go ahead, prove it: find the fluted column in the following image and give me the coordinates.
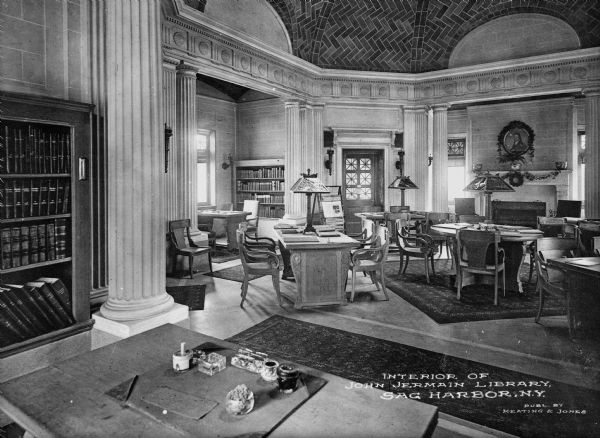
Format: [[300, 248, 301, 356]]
[[285, 101, 303, 215], [100, 0, 173, 321], [584, 87, 600, 218], [403, 106, 429, 210], [163, 60, 177, 227], [176, 61, 199, 228], [431, 104, 450, 212]]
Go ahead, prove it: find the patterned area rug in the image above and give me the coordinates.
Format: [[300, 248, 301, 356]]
[[383, 259, 566, 323], [165, 285, 206, 311], [211, 248, 240, 263], [228, 316, 600, 438], [204, 265, 264, 283]]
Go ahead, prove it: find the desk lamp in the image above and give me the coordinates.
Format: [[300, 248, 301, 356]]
[[388, 147, 419, 210], [290, 169, 330, 234], [463, 171, 514, 221]]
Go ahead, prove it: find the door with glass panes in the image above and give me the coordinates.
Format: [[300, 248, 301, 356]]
[[342, 150, 384, 234]]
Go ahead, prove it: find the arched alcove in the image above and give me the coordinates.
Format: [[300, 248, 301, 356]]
[[203, 0, 291, 53], [450, 13, 580, 68]]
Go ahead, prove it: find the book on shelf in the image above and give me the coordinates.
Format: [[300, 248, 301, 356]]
[[48, 179, 58, 215], [55, 218, 67, 259], [62, 182, 70, 213], [25, 281, 72, 329], [1, 228, 11, 269], [39, 180, 49, 216], [36, 277, 72, 317], [20, 225, 29, 266], [0, 287, 39, 340], [38, 224, 47, 262], [10, 227, 20, 268], [29, 224, 39, 264], [0, 285, 47, 336], [4, 283, 57, 332], [46, 221, 56, 260], [30, 180, 40, 216], [0, 300, 28, 347]]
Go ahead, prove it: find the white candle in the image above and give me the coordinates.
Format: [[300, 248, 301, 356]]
[[180, 342, 185, 356]]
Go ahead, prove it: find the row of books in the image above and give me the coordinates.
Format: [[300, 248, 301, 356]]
[[237, 180, 284, 191], [0, 277, 75, 348], [0, 178, 70, 219], [1, 124, 71, 174], [237, 193, 285, 203], [237, 166, 284, 179], [258, 205, 285, 218], [1, 219, 69, 270]]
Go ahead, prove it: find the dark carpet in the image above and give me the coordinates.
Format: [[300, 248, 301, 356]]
[[165, 285, 206, 310], [227, 315, 600, 438], [204, 265, 264, 283], [211, 248, 240, 263], [384, 259, 566, 323]]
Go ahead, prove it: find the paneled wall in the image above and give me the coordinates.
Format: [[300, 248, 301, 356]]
[[197, 95, 236, 206], [0, 0, 88, 102], [237, 99, 286, 160]]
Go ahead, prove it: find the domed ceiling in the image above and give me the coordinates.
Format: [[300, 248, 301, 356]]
[[187, 0, 600, 73]]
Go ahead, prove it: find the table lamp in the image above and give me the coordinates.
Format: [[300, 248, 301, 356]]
[[388, 147, 419, 209], [463, 171, 514, 221], [290, 169, 330, 234]]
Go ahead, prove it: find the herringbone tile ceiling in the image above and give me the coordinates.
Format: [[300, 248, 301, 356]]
[[190, 0, 600, 73]]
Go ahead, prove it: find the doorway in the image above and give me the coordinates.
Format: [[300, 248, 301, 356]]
[[342, 150, 384, 234]]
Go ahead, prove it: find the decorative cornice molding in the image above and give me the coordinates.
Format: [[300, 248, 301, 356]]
[[162, 5, 600, 107]]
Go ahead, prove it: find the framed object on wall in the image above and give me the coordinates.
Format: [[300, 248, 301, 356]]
[[497, 120, 535, 163]]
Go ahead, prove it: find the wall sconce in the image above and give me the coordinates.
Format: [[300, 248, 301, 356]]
[[555, 161, 568, 172], [427, 153, 433, 166], [324, 148, 334, 175], [221, 153, 233, 170], [164, 124, 173, 173]]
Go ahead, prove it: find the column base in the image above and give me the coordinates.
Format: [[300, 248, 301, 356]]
[[92, 303, 189, 338]]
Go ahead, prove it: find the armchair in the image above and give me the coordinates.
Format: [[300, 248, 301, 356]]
[[576, 221, 600, 256], [396, 219, 438, 283], [455, 229, 504, 305], [236, 230, 283, 308], [168, 219, 212, 278], [242, 200, 260, 236], [348, 227, 390, 302], [527, 216, 568, 282]]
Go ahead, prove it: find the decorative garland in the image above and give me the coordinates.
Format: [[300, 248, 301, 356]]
[[497, 120, 535, 164], [491, 170, 561, 187]]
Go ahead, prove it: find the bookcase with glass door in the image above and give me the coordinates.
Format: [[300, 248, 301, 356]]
[[0, 91, 93, 356], [235, 158, 285, 218]]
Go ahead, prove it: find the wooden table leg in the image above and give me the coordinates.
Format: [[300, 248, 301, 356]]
[[500, 241, 526, 294]]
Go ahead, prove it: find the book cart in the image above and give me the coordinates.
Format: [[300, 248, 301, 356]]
[[0, 92, 93, 359]]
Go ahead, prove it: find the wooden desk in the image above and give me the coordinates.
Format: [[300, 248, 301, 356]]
[[431, 224, 543, 294], [548, 257, 600, 332], [0, 324, 438, 438], [197, 210, 250, 250], [277, 231, 360, 309]]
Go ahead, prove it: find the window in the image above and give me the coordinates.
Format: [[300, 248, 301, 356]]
[[197, 130, 215, 206], [447, 137, 466, 212]]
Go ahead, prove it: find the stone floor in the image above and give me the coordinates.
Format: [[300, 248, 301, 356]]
[[159, 252, 600, 437]]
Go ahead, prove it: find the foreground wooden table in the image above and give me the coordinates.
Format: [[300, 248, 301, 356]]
[[197, 210, 250, 250], [0, 324, 437, 438], [277, 231, 360, 309]]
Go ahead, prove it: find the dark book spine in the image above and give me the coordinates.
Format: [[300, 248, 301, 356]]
[[62, 182, 70, 214], [24, 284, 65, 329], [0, 288, 45, 336], [0, 306, 28, 346], [10, 226, 20, 268], [46, 222, 56, 260], [0, 293, 37, 339], [1, 228, 11, 269], [39, 179, 49, 216], [32, 282, 74, 326], [55, 219, 67, 259], [30, 180, 39, 216], [29, 225, 39, 264], [3, 125, 10, 173], [19, 225, 29, 266], [7, 285, 56, 332], [48, 179, 57, 215], [37, 224, 46, 262], [37, 278, 72, 319], [21, 180, 30, 218], [13, 180, 21, 218]]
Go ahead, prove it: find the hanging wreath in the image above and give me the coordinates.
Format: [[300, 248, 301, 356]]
[[507, 171, 524, 187], [497, 121, 535, 164]]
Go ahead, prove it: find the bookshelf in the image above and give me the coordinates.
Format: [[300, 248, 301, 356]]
[[235, 159, 285, 218], [0, 91, 93, 356]]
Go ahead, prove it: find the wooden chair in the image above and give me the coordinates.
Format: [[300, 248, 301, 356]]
[[527, 216, 568, 282], [168, 219, 213, 278], [534, 237, 578, 335], [457, 214, 486, 224], [423, 212, 452, 260], [238, 221, 277, 252], [395, 218, 438, 283], [236, 230, 283, 308], [348, 227, 390, 302], [242, 200, 260, 236], [576, 221, 600, 256], [455, 229, 505, 305], [197, 215, 217, 251]]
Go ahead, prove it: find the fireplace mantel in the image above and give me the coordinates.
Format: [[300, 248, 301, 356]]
[[487, 170, 571, 200]]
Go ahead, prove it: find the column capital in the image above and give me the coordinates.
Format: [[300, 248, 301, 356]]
[[163, 58, 179, 70], [176, 60, 198, 76], [284, 99, 303, 109], [403, 104, 429, 113], [431, 103, 451, 112]]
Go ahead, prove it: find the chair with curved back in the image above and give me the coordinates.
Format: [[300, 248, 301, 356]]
[[455, 229, 505, 305], [423, 212, 452, 261], [242, 200, 260, 236], [348, 226, 390, 303], [395, 218, 438, 283], [238, 221, 276, 252], [527, 216, 568, 282], [169, 219, 213, 278], [236, 229, 283, 308], [576, 221, 600, 256], [534, 237, 578, 335]]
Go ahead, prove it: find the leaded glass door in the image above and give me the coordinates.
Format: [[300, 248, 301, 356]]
[[342, 150, 384, 234]]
